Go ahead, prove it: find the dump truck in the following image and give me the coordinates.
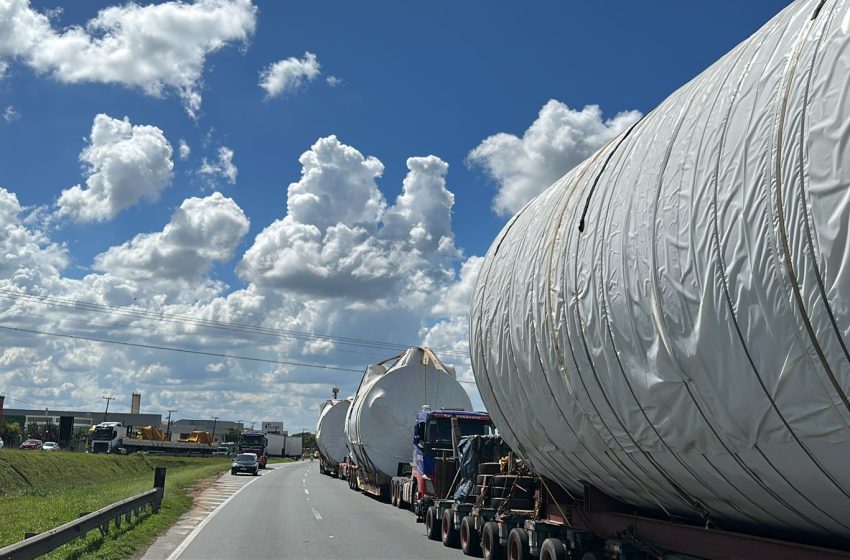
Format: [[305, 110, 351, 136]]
[[344, 347, 472, 500], [467, 0, 850, 558]]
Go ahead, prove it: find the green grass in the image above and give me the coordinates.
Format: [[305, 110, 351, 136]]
[[0, 450, 230, 559]]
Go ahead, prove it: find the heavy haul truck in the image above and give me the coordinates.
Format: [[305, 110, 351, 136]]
[[390, 408, 493, 519], [343, 347, 475, 500], [89, 422, 215, 455], [465, 0, 850, 558]]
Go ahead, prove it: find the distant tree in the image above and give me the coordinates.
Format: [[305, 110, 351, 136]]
[[0, 420, 23, 447], [295, 431, 316, 450], [26, 422, 43, 440], [43, 420, 58, 442], [72, 427, 90, 452]]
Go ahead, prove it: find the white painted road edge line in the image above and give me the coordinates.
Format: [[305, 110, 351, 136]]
[[304, 488, 309, 495], [165, 475, 263, 560]]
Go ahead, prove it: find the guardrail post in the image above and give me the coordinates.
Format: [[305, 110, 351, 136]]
[[153, 467, 166, 513]]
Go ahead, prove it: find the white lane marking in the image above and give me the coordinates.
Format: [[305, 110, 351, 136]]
[[166, 474, 263, 560], [311, 507, 322, 520], [304, 488, 309, 495]]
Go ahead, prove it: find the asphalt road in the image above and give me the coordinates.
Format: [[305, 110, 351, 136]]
[[170, 461, 463, 560]]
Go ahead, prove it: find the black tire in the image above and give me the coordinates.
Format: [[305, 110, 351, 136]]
[[231, 470, 236, 475], [540, 538, 568, 560], [396, 487, 406, 509], [426, 506, 441, 540], [391, 486, 398, 507], [481, 521, 503, 560], [460, 515, 482, 556], [507, 528, 529, 560], [579, 552, 605, 560], [441, 508, 460, 548]]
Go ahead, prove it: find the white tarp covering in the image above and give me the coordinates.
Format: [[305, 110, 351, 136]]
[[345, 347, 472, 479], [470, 0, 850, 540], [316, 397, 351, 466]]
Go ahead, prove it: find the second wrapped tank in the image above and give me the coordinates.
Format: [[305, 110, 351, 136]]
[[345, 347, 472, 479]]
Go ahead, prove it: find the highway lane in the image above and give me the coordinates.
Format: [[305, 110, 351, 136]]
[[170, 460, 462, 560]]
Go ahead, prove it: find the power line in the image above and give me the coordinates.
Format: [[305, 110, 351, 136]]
[[0, 288, 469, 359], [0, 324, 363, 373], [5, 305, 393, 363], [0, 323, 480, 387], [3, 394, 95, 409]]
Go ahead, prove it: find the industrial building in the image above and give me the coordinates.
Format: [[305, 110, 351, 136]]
[[0, 393, 161, 449]]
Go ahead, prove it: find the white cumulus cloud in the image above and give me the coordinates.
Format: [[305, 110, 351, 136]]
[[56, 114, 174, 223], [468, 100, 641, 217], [0, 0, 257, 117], [259, 52, 321, 98], [94, 192, 249, 289], [239, 135, 458, 300], [0, 135, 484, 435], [199, 146, 238, 185]]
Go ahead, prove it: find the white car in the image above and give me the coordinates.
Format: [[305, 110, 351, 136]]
[[42, 441, 60, 452]]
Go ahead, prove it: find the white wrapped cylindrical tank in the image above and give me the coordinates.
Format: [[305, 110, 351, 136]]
[[345, 347, 472, 479], [316, 397, 351, 468], [471, 0, 850, 541]]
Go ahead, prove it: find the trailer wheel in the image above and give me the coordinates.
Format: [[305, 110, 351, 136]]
[[507, 528, 529, 560], [540, 538, 567, 560], [442, 508, 460, 548], [460, 515, 481, 556], [481, 522, 503, 560], [579, 552, 604, 560], [391, 486, 398, 506], [426, 506, 441, 540], [396, 488, 406, 509]]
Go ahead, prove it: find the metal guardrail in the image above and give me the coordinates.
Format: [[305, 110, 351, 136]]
[[0, 467, 167, 560]]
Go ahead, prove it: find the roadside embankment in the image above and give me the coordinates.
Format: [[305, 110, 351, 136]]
[[0, 451, 230, 559]]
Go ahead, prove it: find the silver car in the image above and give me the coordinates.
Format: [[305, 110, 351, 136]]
[[42, 442, 60, 452]]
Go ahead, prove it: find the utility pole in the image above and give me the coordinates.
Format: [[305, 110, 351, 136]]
[[166, 409, 177, 440], [102, 396, 114, 422], [211, 416, 219, 443]]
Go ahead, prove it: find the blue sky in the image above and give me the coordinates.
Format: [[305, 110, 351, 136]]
[[0, 0, 789, 427]]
